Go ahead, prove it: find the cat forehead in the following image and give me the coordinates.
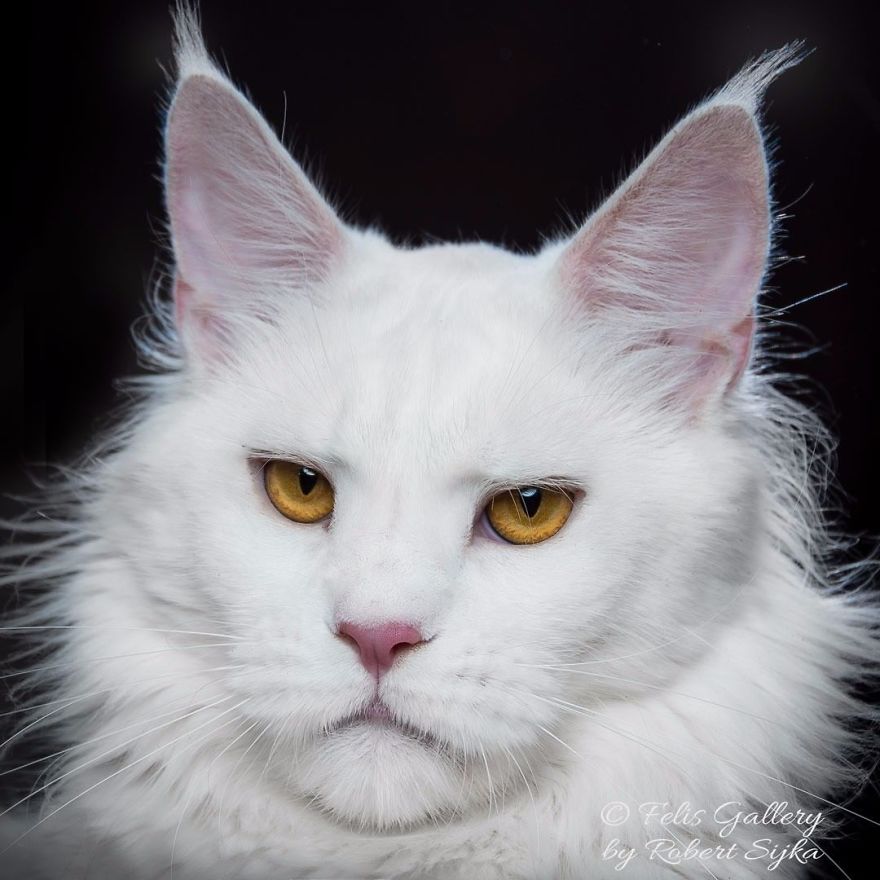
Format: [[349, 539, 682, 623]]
[[336, 234, 555, 315], [305, 235, 563, 365], [222, 238, 607, 472]]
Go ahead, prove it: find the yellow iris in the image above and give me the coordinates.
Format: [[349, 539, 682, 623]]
[[264, 460, 334, 523], [486, 486, 574, 544]]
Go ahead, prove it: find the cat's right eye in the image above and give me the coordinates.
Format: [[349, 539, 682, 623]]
[[264, 460, 334, 523], [484, 486, 575, 545]]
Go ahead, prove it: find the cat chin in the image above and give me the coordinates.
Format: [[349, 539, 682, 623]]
[[294, 722, 464, 829]]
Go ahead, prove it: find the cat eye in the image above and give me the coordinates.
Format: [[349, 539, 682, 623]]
[[264, 460, 334, 523], [484, 486, 574, 545]]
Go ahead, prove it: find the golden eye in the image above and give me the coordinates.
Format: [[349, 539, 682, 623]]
[[485, 486, 574, 545], [264, 460, 334, 523]]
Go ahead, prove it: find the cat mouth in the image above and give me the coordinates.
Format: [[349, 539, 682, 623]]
[[327, 698, 439, 747]]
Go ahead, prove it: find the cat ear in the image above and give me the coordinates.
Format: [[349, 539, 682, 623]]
[[558, 49, 801, 406], [165, 18, 344, 359]]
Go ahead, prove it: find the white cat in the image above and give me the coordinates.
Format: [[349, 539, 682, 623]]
[[1, 9, 877, 880]]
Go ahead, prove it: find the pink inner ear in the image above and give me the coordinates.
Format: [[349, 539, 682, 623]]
[[560, 104, 769, 400], [165, 73, 343, 352]]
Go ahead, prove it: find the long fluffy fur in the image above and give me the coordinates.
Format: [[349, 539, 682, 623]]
[[1, 13, 878, 880]]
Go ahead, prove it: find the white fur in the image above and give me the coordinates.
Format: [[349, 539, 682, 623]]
[[1, 12, 877, 880]]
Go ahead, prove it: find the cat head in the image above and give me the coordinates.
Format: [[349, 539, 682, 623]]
[[106, 13, 800, 829]]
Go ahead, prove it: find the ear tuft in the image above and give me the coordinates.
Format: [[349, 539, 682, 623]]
[[556, 47, 807, 407], [710, 42, 809, 115], [164, 5, 345, 366], [172, 3, 216, 81]]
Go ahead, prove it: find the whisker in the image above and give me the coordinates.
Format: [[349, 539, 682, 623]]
[[537, 691, 856, 880], [216, 720, 274, 831], [0, 695, 235, 819], [0, 643, 246, 683], [501, 743, 541, 848], [478, 740, 495, 821], [170, 715, 262, 880], [0, 664, 246, 722], [524, 688, 880, 830], [0, 700, 248, 856], [536, 572, 758, 669], [1, 695, 239, 779], [515, 664, 785, 727], [257, 712, 293, 786], [534, 723, 580, 759], [762, 282, 847, 318], [0, 626, 244, 641]]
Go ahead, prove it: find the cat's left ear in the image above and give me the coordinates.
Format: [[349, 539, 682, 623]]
[[164, 16, 344, 360], [558, 51, 799, 407]]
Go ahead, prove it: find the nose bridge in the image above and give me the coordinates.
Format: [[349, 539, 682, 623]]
[[333, 531, 444, 625], [328, 490, 451, 626]]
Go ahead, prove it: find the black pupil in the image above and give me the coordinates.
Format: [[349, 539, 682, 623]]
[[518, 487, 542, 518], [299, 467, 319, 496]]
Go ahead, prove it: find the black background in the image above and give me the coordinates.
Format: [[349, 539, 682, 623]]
[[6, 1, 879, 877]]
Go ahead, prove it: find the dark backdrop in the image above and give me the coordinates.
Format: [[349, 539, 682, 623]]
[[6, 1, 879, 877]]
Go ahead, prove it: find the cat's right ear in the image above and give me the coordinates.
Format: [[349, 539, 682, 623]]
[[164, 19, 344, 361], [555, 47, 803, 411]]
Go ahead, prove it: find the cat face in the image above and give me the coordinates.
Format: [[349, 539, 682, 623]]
[[112, 27, 774, 828], [120, 237, 759, 828]]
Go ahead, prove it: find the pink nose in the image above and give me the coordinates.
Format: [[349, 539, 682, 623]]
[[337, 621, 424, 678]]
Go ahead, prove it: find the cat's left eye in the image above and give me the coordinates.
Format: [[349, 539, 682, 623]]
[[484, 486, 574, 545], [264, 460, 334, 523]]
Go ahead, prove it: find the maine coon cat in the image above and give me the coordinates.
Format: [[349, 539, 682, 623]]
[[1, 9, 877, 879]]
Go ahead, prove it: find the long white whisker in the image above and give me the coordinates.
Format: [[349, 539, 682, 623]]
[[502, 743, 541, 850], [257, 713, 292, 786], [0, 643, 246, 683], [535, 691, 856, 880], [0, 700, 249, 856], [0, 664, 246, 722], [534, 723, 580, 759], [524, 688, 880, 829], [0, 626, 244, 641], [515, 664, 784, 727], [0, 695, 235, 819], [216, 720, 274, 832], [169, 715, 262, 880], [478, 741, 495, 821], [1, 695, 239, 780]]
